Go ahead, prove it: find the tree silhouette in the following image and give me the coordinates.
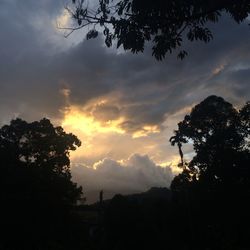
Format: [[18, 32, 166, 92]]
[[0, 118, 83, 249], [170, 96, 250, 249], [170, 96, 249, 188], [64, 0, 250, 60]]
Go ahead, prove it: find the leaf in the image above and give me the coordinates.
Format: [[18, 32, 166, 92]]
[[103, 27, 109, 35], [105, 34, 112, 47], [117, 39, 122, 48], [177, 50, 188, 60], [86, 29, 99, 40], [78, 19, 82, 26]]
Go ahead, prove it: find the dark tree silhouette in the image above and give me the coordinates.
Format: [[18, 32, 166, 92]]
[[64, 0, 250, 60], [0, 118, 83, 249], [170, 96, 249, 188], [170, 96, 250, 249]]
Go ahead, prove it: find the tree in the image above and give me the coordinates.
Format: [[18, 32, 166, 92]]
[[170, 96, 250, 249], [170, 96, 249, 189], [64, 0, 250, 60], [0, 118, 83, 249]]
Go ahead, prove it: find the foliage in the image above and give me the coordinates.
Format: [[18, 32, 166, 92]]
[[0, 118, 83, 249], [66, 0, 250, 60], [170, 96, 249, 189], [170, 96, 250, 249]]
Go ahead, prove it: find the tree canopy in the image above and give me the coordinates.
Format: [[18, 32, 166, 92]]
[[66, 0, 250, 60], [170, 96, 250, 249], [0, 118, 83, 249], [170, 95, 250, 190]]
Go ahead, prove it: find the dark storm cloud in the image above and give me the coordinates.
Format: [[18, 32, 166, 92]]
[[0, 0, 66, 122], [0, 1, 249, 130]]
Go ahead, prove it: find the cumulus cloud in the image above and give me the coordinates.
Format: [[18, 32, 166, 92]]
[[71, 154, 174, 204]]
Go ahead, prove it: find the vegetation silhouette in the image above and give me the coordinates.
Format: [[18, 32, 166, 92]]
[[65, 0, 250, 59], [170, 95, 250, 249], [0, 96, 249, 250], [0, 118, 85, 250]]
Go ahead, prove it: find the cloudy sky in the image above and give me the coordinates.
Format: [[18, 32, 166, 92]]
[[0, 0, 250, 203]]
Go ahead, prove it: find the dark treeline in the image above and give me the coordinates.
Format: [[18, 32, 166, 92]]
[[0, 95, 249, 250]]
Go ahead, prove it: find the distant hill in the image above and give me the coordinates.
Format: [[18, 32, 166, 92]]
[[76, 187, 172, 212], [124, 187, 171, 202]]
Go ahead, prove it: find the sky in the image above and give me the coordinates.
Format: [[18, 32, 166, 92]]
[[0, 0, 250, 203]]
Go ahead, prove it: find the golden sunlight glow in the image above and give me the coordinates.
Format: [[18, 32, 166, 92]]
[[62, 105, 125, 136], [61, 104, 127, 161], [159, 155, 182, 174], [59, 92, 184, 167]]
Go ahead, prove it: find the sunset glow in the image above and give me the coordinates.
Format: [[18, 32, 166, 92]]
[[1, 0, 249, 204], [1, 2, 250, 247], [61, 104, 167, 163], [62, 105, 125, 136]]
